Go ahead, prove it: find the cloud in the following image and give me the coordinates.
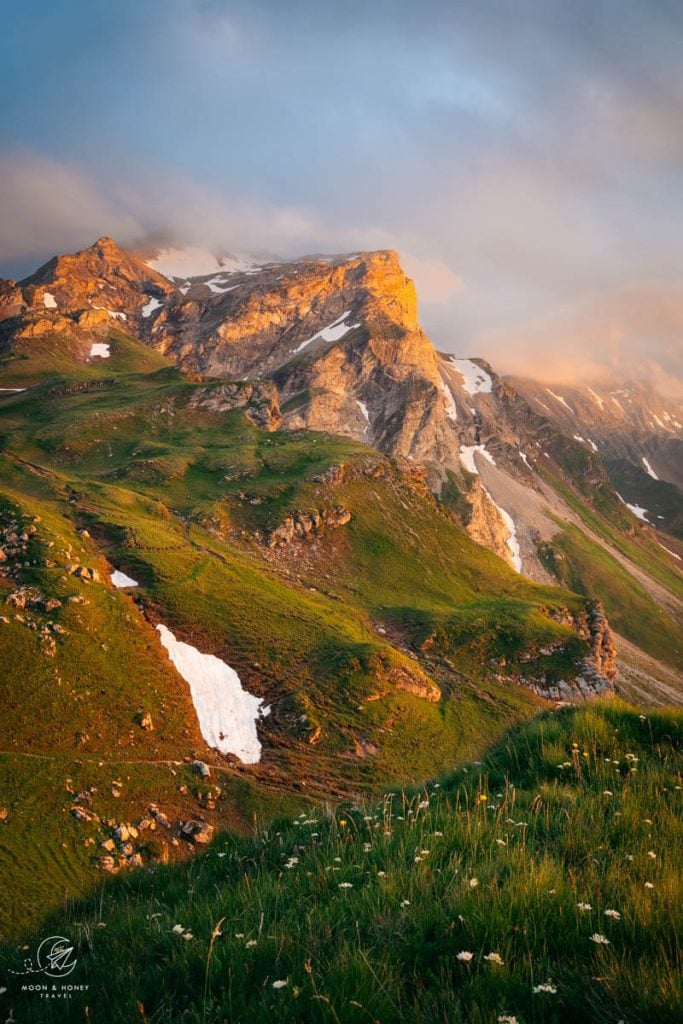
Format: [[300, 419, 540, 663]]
[[401, 254, 463, 304], [475, 282, 683, 395], [0, 152, 142, 272]]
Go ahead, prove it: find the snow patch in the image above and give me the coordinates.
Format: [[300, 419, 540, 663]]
[[43, 292, 57, 309], [206, 276, 240, 295], [573, 434, 598, 452], [438, 374, 458, 421], [519, 451, 531, 470], [642, 457, 659, 480], [111, 570, 139, 588], [147, 247, 255, 280], [293, 311, 360, 353], [93, 305, 127, 321], [616, 493, 649, 522], [89, 343, 110, 359], [546, 388, 573, 413], [459, 444, 496, 475], [587, 386, 604, 409], [449, 358, 492, 395], [356, 400, 369, 423], [141, 296, 163, 318], [488, 496, 522, 572], [0, 388, 26, 392], [658, 542, 681, 561], [627, 503, 649, 522], [156, 624, 269, 763]]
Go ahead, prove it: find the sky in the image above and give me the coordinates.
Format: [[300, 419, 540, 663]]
[[1, 0, 682, 387]]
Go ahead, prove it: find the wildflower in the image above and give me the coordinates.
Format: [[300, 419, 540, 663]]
[[272, 980, 288, 989], [644, 882, 655, 890], [414, 856, 423, 863], [647, 851, 657, 859], [339, 819, 347, 827], [639, 714, 646, 720], [246, 940, 257, 947], [498, 1016, 517, 1024], [469, 877, 479, 888], [434, 831, 444, 837], [484, 952, 504, 964], [533, 982, 557, 994], [172, 924, 185, 934], [496, 839, 507, 846], [420, 849, 430, 855], [338, 882, 353, 889], [590, 933, 610, 945], [400, 899, 411, 907], [604, 909, 621, 920], [603, 790, 613, 797], [182, 933, 193, 941], [479, 794, 488, 803], [456, 951, 474, 961], [234, 933, 245, 938], [334, 857, 342, 863], [577, 902, 592, 912], [417, 800, 429, 810], [625, 855, 634, 862], [377, 870, 386, 877]]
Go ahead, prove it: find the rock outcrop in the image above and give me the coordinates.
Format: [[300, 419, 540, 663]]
[[266, 505, 352, 547], [187, 380, 281, 430]]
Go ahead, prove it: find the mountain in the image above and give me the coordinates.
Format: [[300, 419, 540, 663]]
[[509, 376, 683, 541], [0, 238, 681, 941]]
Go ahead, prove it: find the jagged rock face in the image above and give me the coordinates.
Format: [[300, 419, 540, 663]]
[[18, 236, 173, 320], [465, 478, 517, 569]]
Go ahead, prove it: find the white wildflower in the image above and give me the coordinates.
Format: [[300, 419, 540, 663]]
[[400, 899, 411, 907], [468, 877, 479, 888], [484, 952, 504, 964], [246, 939, 257, 947], [590, 933, 610, 945], [172, 924, 185, 934], [577, 902, 592, 912], [604, 909, 621, 920], [533, 982, 558, 994], [338, 882, 354, 889], [456, 951, 474, 961], [644, 882, 655, 890], [272, 979, 288, 989]]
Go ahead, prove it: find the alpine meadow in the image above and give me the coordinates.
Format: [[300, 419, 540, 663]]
[[0, 3, 682, 1023]]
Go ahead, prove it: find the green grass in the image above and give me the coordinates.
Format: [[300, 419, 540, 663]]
[[539, 524, 683, 670], [539, 465, 683, 603], [2, 702, 680, 1023]]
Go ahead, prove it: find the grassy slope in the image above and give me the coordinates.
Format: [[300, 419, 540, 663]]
[[539, 523, 683, 670], [0, 329, 609, 940], [1, 702, 680, 1024], [539, 464, 683, 603]]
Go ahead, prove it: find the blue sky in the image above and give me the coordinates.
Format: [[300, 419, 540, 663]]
[[1, 0, 682, 384]]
